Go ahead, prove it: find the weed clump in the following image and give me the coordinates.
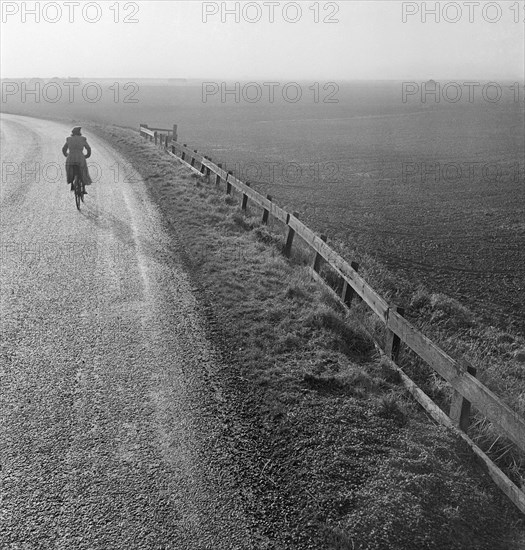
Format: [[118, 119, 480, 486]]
[[285, 283, 309, 302], [303, 366, 382, 398], [378, 357, 402, 385], [410, 286, 432, 312], [305, 306, 373, 356], [276, 333, 303, 353], [429, 293, 475, 329], [254, 226, 283, 248], [374, 393, 407, 426]]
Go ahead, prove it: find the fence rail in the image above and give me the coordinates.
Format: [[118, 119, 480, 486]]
[[139, 124, 525, 514]]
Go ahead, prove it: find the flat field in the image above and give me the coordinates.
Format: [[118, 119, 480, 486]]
[[2, 80, 523, 332]]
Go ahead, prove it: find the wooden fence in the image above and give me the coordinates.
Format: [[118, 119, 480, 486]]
[[139, 123, 525, 514]]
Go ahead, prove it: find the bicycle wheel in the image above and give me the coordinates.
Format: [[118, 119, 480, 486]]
[[74, 175, 81, 210]]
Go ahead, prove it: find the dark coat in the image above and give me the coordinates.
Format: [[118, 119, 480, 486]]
[[62, 135, 92, 184]]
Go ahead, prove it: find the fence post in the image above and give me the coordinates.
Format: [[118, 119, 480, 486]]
[[284, 212, 299, 258], [313, 235, 327, 273], [191, 150, 198, 168], [226, 171, 233, 195], [242, 182, 250, 210], [262, 195, 272, 224], [173, 124, 178, 142], [385, 305, 405, 361], [450, 360, 477, 432], [182, 144, 187, 161], [341, 261, 360, 307], [216, 163, 223, 186], [205, 157, 212, 180]]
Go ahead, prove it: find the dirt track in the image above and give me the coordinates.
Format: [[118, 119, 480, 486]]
[[0, 114, 255, 549]]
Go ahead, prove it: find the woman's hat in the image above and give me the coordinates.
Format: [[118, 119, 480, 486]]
[[71, 127, 82, 135]]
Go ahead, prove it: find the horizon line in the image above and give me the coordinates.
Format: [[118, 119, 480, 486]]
[[1, 76, 524, 83]]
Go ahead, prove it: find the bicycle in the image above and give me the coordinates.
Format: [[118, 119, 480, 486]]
[[71, 164, 85, 211]]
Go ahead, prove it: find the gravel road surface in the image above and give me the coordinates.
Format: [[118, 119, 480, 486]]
[[0, 114, 256, 549]]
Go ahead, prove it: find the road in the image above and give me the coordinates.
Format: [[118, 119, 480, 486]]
[[0, 114, 255, 549]]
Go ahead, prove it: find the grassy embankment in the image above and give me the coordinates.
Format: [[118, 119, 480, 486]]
[[90, 122, 525, 550]]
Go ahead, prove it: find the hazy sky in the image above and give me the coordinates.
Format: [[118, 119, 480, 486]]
[[1, 1, 523, 80]]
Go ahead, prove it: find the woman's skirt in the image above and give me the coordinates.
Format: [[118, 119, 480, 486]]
[[65, 157, 93, 185]]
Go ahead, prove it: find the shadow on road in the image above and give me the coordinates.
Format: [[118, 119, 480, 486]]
[[79, 201, 177, 268]]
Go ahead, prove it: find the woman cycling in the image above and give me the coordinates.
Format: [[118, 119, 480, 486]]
[[62, 126, 93, 194]]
